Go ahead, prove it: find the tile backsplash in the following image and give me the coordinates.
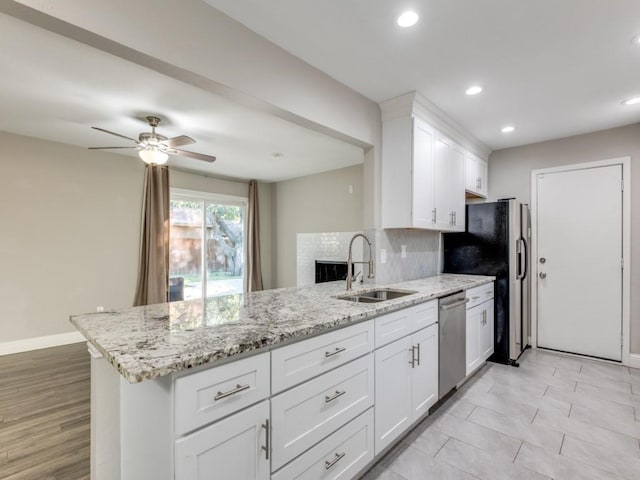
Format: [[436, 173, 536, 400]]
[[296, 231, 363, 287], [365, 228, 441, 285]]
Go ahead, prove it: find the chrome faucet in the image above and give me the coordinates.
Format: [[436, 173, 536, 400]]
[[346, 233, 375, 291]]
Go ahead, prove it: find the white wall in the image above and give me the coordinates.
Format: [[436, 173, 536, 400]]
[[273, 165, 364, 288], [0, 132, 274, 348], [488, 123, 640, 354]]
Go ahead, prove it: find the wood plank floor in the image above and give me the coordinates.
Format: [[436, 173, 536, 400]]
[[0, 343, 90, 480]]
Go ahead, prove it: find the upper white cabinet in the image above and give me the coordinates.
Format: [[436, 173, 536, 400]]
[[465, 151, 488, 198], [380, 91, 491, 231], [434, 132, 465, 231], [382, 115, 465, 231]]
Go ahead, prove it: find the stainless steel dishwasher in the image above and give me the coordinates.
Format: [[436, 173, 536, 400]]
[[439, 291, 468, 398]]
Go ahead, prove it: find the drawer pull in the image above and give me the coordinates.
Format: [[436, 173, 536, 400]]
[[485, 290, 492, 296], [325, 390, 346, 403], [416, 342, 421, 366], [471, 295, 481, 300], [325, 346, 346, 358], [261, 419, 270, 460], [213, 383, 250, 401], [325, 452, 346, 470]]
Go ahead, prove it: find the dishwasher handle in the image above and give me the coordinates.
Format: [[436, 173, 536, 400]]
[[440, 298, 469, 311]]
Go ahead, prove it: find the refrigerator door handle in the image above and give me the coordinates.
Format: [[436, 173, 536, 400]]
[[521, 237, 528, 281]]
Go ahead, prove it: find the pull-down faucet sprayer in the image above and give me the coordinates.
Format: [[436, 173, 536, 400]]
[[346, 233, 375, 291]]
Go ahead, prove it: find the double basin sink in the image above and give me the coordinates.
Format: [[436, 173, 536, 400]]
[[337, 288, 417, 303]]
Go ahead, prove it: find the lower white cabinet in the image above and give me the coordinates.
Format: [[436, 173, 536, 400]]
[[466, 300, 494, 376], [175, 400, 270, 480], [271, 409, 374, 480], [271, 354, 374, 471], [374, 323, 439, 455]]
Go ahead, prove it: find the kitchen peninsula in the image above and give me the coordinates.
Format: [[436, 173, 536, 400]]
[[71, 273, 494, 480]]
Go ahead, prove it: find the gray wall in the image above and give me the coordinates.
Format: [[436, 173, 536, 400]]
[[0, 131, 274, 345], [273, 164, 364, 288], [488, 122, 640, 354]]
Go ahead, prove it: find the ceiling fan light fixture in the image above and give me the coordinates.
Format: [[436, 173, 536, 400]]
[[138, 148, 169, 165]]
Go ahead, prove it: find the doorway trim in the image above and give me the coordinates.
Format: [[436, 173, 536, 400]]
[[530, 157, 631, 366]]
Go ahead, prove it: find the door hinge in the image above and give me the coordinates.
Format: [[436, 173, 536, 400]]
[[621, 335, 624, 347], [621, 258, 624, 270], [621, 179, 624, 192]]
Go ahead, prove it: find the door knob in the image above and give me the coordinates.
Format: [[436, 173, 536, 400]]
[[539, 272, 547, 279], [540, 258, 546, 264]]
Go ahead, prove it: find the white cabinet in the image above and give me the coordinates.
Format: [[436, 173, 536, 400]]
[[434, 133, 465, 231], [271, 410, 374, 480], [374, 321, 439, 455], [465, 151, 488, 198], [381, 115, 465, 232], [271, 355, 374, 470], [175, 400, 270, 480], [465, 283, 495, 376]]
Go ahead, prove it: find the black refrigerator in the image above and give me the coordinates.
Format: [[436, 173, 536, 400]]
[[443, 199, 530, 365]]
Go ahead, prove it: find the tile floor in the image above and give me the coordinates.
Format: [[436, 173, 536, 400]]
[[363, 348, 640, 480]]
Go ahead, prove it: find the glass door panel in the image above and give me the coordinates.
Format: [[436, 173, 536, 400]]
[[205, 203, 244, 297], [169, 200, 204, 300]]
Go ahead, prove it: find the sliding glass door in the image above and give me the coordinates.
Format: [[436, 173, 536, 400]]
[[169, 189, 247, 301]]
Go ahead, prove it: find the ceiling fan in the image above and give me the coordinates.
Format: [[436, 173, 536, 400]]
[[89, 116, 216, 165]]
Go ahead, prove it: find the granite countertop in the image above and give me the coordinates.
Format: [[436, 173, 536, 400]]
[[70, 274, 494, 383]]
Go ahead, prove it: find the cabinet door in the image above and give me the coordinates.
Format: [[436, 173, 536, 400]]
[[465, 304, 482, 376], [465, 153, 479, 193], [374, 336, 412, 455], [175, 400, 269, 480], [410, 324, 439, 421], [433, 135, 453, 229], [480, 301, 495, 361], [477, 157, 488, 197], [412, 118, 436, 228], [448, 142, 466, 232]]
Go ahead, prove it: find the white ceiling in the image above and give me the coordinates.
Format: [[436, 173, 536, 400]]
[[205, 0, 640, 150], [0, 12, 363, 182]]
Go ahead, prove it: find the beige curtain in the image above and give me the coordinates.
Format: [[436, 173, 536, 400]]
[[247, 180, 264, 292], [133, 165, 170, 306]]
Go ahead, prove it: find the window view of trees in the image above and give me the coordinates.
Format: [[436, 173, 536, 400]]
[[169, 198, 245, 300]]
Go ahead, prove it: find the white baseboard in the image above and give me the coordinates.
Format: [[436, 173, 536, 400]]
[[628, 354, 640, 370], [0, 331, 85, 356]]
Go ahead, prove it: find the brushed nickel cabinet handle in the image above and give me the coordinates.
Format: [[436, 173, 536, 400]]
[[416, 342, 421, 366], [325, 346, 346, 358], [409, 346, 416, 368], [261, 419, 270, 460], [214, 383, 250, 401], [325, 452, 346, 470], [477, 177, 481, 189], [325, 390, 346, 403], [471, 295, 481, 300], [432, 208, 437, 223]]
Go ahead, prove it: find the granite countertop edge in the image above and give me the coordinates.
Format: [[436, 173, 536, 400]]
[[70, 274, 495, 383]]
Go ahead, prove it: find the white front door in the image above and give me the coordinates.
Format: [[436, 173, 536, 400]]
[[536, 165, 622, 361]]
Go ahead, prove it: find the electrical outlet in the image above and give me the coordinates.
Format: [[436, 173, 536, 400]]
[[401, 245, 407, 258], [380, 248, 387, 264], [348, 184, 354, 194]]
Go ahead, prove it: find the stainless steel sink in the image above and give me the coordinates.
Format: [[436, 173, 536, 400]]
[[337, 288, 418, 303]]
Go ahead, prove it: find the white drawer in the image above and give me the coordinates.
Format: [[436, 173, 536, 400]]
[[271, 354, 374, 471], [174, 352, 270, 435], [271, 321, 374, 394], [374, 309, 411, 348], [272, 409, 374, 480], [466, 282, 494, 310], [410, 300, 438, 332]]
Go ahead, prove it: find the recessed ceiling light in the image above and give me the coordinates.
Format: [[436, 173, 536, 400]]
[[631, 34, 640, 46], [397, 11, 419, 27], [465, 86, 483, 96], [622, 97, 640, 105], [501, 126, 515, 133]]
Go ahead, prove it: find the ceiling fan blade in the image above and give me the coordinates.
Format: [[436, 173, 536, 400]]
[[89, 146, 138, 150], [91, 126, 139, 143], [173, 149, 217, 163], [162, 135, 195, 148]]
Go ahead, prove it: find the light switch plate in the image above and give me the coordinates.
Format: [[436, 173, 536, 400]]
[[380, 248, 387, 264], [401, 245, 407, 258]]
